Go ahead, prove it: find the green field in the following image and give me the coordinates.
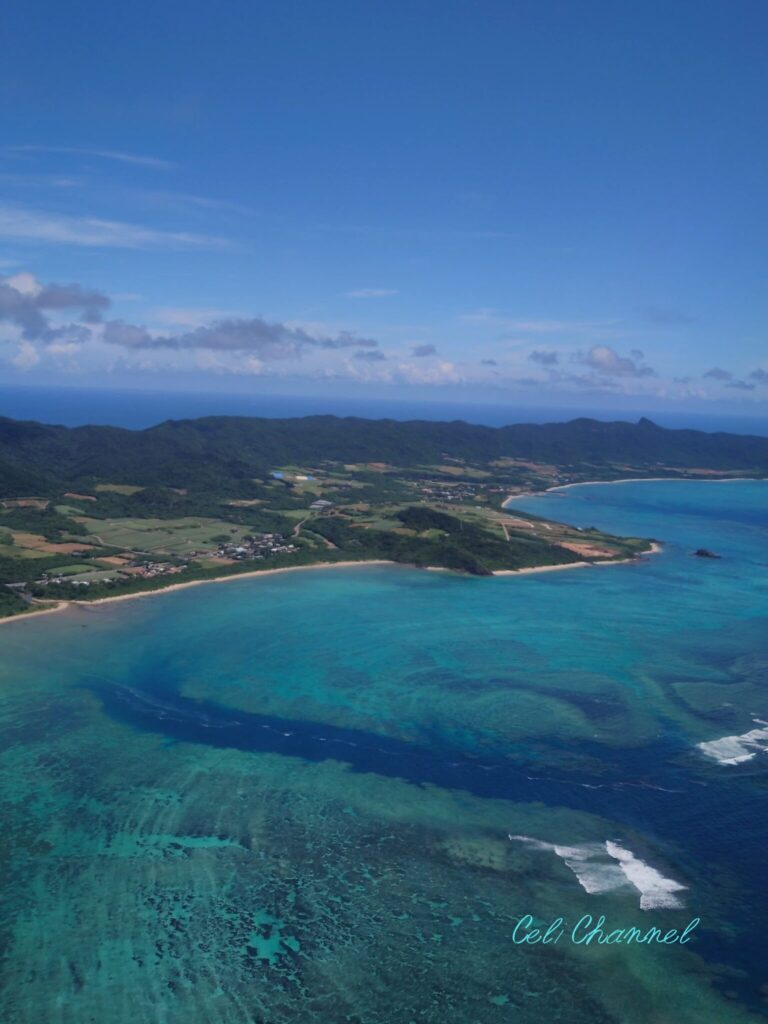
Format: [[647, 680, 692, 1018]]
[[94, 483, 145, 495], [47, 563, 96, 576], [74, 517, 250, 556]]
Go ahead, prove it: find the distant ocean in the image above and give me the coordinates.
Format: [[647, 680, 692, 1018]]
[[2, 384, 767, 434], [0, 479, 766, 1022]]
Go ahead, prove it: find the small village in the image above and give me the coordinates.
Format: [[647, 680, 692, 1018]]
[[213, 532, 297, 561], [32, 531, 299, 589]]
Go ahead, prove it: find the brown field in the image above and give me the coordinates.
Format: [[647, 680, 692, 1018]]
[[64, 492, 97, 501], [41, 542, 100, 555], [676, 467, 746, 477], [10, 532, 98, 554], [559, 541, 616, 558], [1, 498, 50, 509]]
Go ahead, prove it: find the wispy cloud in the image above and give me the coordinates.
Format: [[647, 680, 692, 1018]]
[[1, 145, 174, 170], [345, 287, 398, 298], [703, 367, 732, 381], [460, 310, 620, 335], [0, 204, 229, 250], [411, 343, 437, 357], [0, 172, 83, 189]]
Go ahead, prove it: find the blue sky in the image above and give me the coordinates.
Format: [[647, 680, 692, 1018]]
[[1, 0, 767, 416]]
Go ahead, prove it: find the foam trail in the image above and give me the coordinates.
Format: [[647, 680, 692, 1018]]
[[605, 841, 686, 909], [697, 720, 768, 766], [509, 835, 628, 896], [510, 834, 686, 910]]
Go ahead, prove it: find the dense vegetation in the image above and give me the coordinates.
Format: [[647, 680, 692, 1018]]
[[311, 507, 581, 576], [1, 413, 767, 497]]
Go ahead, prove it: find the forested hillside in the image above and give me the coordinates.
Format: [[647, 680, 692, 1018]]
[[1, 413, 767, 496]]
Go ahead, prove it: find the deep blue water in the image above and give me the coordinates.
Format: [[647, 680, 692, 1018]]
[[2, 383, 767, 434]]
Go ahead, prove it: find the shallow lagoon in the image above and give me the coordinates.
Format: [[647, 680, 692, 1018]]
[[0, 481, 766, 1022]]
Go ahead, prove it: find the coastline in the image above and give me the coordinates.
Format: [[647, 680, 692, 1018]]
[[503, 475, 761, 505], [0, 601, 72, 627], [492, 541, 662, 577], [0, 560, 399, 626], [1, 478, 755, 628], [0, 544, 666, 627], [87, 559, 398, 605]]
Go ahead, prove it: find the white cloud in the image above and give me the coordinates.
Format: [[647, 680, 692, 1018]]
[[580, 345, 656, 378], [4, 271, 42, 297], [396, 360, 463, 386], [10, 340, 40, 369], [47, 340, 83, 357], [460, 310, 619, 334]]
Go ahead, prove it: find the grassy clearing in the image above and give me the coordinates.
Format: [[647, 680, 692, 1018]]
[[427, 464, 492, 479], [95, 483, 144, 494], [74, 516, 251, 556]]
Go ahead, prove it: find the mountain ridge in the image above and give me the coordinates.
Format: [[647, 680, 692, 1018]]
[[1, 412, 767, 497]]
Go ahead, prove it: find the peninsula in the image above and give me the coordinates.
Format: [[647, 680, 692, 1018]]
[[1, 412, 765, 619]]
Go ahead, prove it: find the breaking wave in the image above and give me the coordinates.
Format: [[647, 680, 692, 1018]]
[[509, 834, 686, 910], [697, 720, 768, 766]]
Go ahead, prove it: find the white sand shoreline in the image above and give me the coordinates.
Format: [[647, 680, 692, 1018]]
[[2, 477, 753, 628], [0, 601, 73, 627], [503, 475, 761, 505], [492, 541, 662, 577], [0, 536, 666, 628], [0, 560, 399, 626]]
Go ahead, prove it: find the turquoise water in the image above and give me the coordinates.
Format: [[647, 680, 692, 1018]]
[[0, 480, 767, 1022]]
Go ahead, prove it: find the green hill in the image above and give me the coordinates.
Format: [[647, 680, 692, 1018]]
[[1, 413, 767, 497]]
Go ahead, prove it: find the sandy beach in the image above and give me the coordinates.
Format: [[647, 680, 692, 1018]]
[[0, 601, 72, 627], [503, 475, 760, 506], [0, 560, 399, 626], [492, 542, 661, 576], [492, 561, 590, 576], [0, 542, 665, 628]]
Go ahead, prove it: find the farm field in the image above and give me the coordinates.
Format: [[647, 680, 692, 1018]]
[[72, 516, 251, 555]]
